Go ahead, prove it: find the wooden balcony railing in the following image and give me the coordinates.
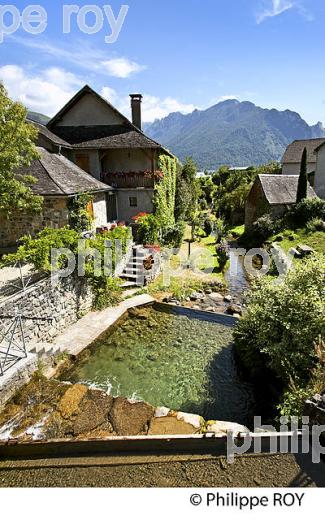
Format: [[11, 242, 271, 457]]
[[101, 171, 163, 189]]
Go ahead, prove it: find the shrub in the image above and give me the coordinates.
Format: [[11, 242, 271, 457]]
[[306, 217, 325, 233], [2, 227, 80, 272], [67, 192, 94, 232], [136, 214, 160, 245], [216, 239, 229, 270], [161, 221, 186, 248], [242, 214, 279, 247], [285, 197, 325, 228], [234, 254, 325, 385], [203, 217, 213, 237]]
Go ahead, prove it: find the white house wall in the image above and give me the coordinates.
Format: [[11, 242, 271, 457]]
[[282, 162, 316, 176], [116, 189, 155, 222], [93, 193, 108, 227], [56, 93, 125, 126], [315, 146, 325, 198]]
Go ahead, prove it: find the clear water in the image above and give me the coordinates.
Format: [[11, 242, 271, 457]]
[[61, 306, 255, 425]]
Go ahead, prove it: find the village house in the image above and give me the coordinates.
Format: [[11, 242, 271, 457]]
[[0, 86, 172, 251], [0, 147, 112, 251], [245, 174, 316, 229], [281, 138, 325, 184], [314, 141, 325, 199], [45, 86, 171, 222]]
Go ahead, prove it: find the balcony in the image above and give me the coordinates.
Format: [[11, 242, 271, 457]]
[[101, 171, 163, 189]]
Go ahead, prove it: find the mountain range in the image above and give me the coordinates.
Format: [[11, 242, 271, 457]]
[[144, 100, 325, 170]]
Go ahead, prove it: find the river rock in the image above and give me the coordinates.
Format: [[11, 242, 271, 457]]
[[109, 397, 155, 436], [209, 292, 224, 301], [226, 304, 242, 316], [148, 415, 202, 435], [206, 421, 250, 436], [128, 307, 150, 320], [73, 390, 114, 435], [57, 384, 88, 419], [224, 295, 232, 303]]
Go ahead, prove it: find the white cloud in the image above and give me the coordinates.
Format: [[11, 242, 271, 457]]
[[0, 65, 83, 115], [101, 58, 146, 78], [10, 36, 146, 79], [100, 88, 195, 123], [256, 0, 294, 23]]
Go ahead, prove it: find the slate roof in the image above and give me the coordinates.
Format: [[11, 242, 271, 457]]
[[53, 125, 162, 149], [46, 85, 170, 153], [27, 119, 72, 148], [18, 147, 112, 196], [259, 175, 316, 205], [282, 139, 325, 164]]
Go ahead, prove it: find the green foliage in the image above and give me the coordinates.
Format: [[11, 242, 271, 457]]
[[0, 85, 43, 217], [277, 386, 311, 418], [215, 240, 229, 270], [67, 192, 94, 232], [136, 214, 160, 245], [161, 221, 186, 248], [243, 214, 279, 247], [306, 218, 325, 233], [296, 148, 308, 203], [174, 157, 200, 221], [234, 255, 325, 385], [154, 155, 177, 228], [285, 197, 325, 228], [90, 276, 122, 310], [212, 162, 281, 223], [2, 227, 80, 272], [198, 175, 215, 209], [2, 226, 132, 311]]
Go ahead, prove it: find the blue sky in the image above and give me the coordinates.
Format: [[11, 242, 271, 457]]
[[0, 0, 324, 123]]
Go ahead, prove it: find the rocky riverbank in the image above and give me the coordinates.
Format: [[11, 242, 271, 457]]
[[163, 289, 244, 317], [0, 376, 249, 442]]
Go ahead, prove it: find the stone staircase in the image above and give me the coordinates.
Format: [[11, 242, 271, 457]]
[[28, 342, 62, 357], [120, 245, 147, 288]]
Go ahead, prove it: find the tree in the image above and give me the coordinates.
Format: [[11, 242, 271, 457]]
[[0, 84, 43, 218], [174, 157, 200, 221], [296, 147, 308, 203]]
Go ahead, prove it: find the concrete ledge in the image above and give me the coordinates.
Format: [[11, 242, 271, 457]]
[[53, 294, 155, 356]]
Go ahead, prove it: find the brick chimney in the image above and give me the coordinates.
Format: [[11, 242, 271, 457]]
[[130, 94, 143, 130]]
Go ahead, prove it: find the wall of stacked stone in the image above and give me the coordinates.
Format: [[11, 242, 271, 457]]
[[0, 197, 69, 249], [0, 274, 93, 345]]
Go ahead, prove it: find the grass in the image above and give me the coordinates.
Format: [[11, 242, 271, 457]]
[[146, 225, 227, 301], [271, 228, 325, 255], [227, 224, 245, 238]]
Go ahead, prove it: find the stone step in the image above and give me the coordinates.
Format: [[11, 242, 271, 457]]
[[120, 273, 143, 281], [28, 342, 62, 356], [123, 268, 144, 276]]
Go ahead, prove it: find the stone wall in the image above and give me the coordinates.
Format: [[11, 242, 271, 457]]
[[0, 197, 69, 250], [0, 274, 93, 345]]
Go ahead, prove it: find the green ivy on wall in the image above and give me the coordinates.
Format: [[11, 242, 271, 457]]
[[154, 155, 177, 229], [67, 192, 94, 232]]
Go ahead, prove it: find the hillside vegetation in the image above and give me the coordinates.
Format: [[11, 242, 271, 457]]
[[146, 99, 325, 169]]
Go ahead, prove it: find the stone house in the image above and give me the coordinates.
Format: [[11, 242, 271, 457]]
[[245, 174, 316, 229], [0, 147, 112, 251], [281, 138, 325, 184], [0, 85, 172, 251], [314, 141, 325, 199], [43, 85, 171, 222]]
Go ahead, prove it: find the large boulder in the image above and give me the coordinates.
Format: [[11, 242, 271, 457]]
[[57, 384, 88, 419], [206, 421, 250, 436], [149, 416, 199, 435], [109, 397, 155, 436], [73, 390, 114, 435]]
